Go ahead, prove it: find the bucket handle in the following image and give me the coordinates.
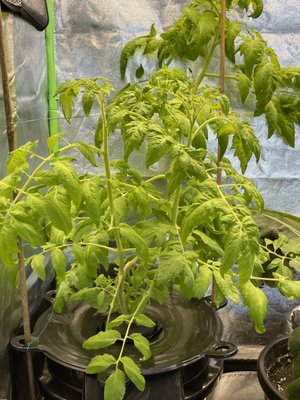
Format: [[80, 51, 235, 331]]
[[203, 340, 237, 358]]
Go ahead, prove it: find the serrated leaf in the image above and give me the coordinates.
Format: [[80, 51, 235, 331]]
[[220, 223, 242, 276], [194, 265, 212, 299], [121, 356, 145, 392], [0, 221, 19, 268], [225, 21, 242, 63], [254, 61, 278, 116], [181, 198, 228, 243], [129, 333, 151, 361], [119, 223, 149, 263], [240, 281, 268, 333], [0, 173, 21, 198], [11, 218, 43, 248], [156, 250, 188, 287], [83, 330, 121, 350], [51, 159, 81, 208], [75, 142, 97, 167], [237, 73, 251, 103], [7, 142, 38, 174], [239, 37, 265, 78], [104, 370, 126, 400], [213, 270, 240, 304], [231, 121, 260, 173], [86, 354, 116, 374], [45, 187, 72, 234], [135, 314, 156, 328], [146, 134, 172, 168], [51, 248, 66, 281], [31, 253, 45, 280]]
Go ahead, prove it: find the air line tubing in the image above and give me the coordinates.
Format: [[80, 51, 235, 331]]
[[45, 0, 59, 148]]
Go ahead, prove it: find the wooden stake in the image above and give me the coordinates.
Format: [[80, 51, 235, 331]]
[[0, 5, 35, 399]]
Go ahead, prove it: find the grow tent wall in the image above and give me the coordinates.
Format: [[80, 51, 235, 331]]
[[0, 0, 300, 398]]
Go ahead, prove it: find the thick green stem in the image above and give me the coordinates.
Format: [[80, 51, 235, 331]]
[[98, 97, 127, 315]]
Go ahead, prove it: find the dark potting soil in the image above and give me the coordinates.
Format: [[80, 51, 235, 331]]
[[266, 353, 293, 396]]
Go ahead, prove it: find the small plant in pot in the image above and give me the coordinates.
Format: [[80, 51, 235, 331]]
[[257, 323, 300, 400], [3, 1, 300, 400]]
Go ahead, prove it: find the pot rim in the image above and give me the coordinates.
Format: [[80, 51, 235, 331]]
[[257, 336, 288, 400]]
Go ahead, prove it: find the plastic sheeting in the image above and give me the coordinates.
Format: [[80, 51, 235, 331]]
[[0, 11, 51, 400], [53, 0, 300, 216], [0, 1, 299, 399]]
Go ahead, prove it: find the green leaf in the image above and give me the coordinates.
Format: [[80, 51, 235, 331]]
[[254, 61, 278, 115], [135, 314, 156, 328], [231, 121, 260, 173], [104, 370, 126, 400], [239, 37, 265, 78], [75, 142, 97, 167], [45, 187, 72, 234], [0, 221, 19, 268], [120, 32, 153, 80], [146, 134, 172, 168], [47, 134, 64, 153], [86, 354, 116, 374], [275, 274, 300, 301], [288, 326, 300, 356], [136, 64, 144, 79], [237, 73, 251, 103], [51, 248, 66, 281], [51, 159, 81, 208], [240, 281, 268, 333], [121, 356, 145, 392], [194, 265, 212, 299], [83, 330, 121, 350], [11, 219, 43, 248], [107, 315, 128, 329], [81, 175, 104, 224], [287, 377, 300, 400], [213, 270, 240, 304], [31, 253, 45, 281], [7, 142, 38, 174], [119, 223, 149, 263], [290, 259, 300, 272], [82, 90, 95, 116], [181, 198, 228, 243], [265, 100, 278, 138], [129, 333, 151, 361], [225, 21, 242, 63], [56, 82, 80, 123], [249, 0, 263, 18], [220, 223, 242, 276], [0, 173, 21, 198]]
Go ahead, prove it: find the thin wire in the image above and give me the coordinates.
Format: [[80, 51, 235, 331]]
[[26, 308, 54, 350]]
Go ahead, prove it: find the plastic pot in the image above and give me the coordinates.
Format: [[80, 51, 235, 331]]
[[11, 291, 236, 399], [257, 337, 292, 400]]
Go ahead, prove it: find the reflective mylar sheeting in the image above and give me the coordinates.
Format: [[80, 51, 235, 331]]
[[54, 0, 300, 215]]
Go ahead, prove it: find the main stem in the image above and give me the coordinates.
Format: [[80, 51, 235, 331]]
[[99, 98, 127, 316], [0, 6, 35, 399], [212, 0, 226, 306]]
